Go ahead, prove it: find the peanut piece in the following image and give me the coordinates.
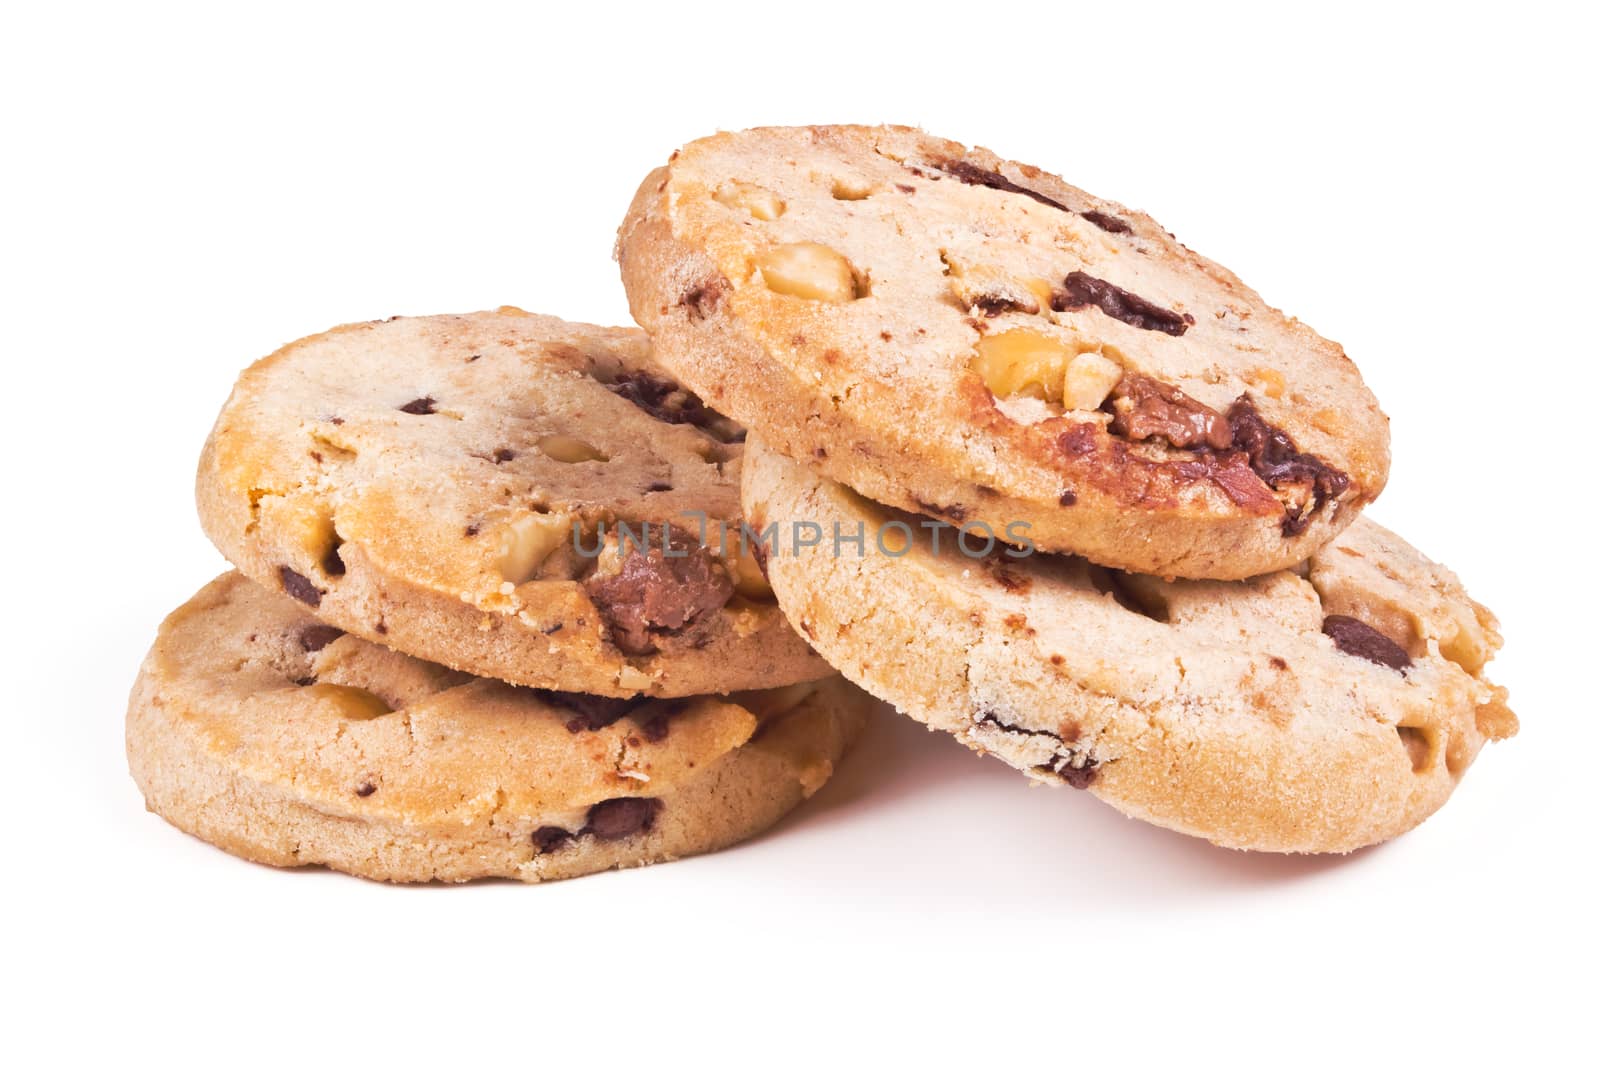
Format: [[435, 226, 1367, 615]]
[[949, 264, 1042, 316], [714, 181, 785, 220], [1246, 367, 1286, 399], [757, 242, 858, 302], [1023, 277, 1057, 310], [729, 542, 773, 600], [830, 177, 873, 201], [1063, 351, 1124, 410], [309, 684, 392, 721], [497, 512, 571, 584], [536, 435, 609, 463], [1311, 408, 1344, 435], [973, 328, 1074, 402]]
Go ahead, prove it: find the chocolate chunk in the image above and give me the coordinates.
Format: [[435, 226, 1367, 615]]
[[1107, 374, 1233, 450], [639, 712, 673, 743], [321, 539, 346, 576], [464, 523, 481, 538], [974, 295, 1029, 317], [278, 566, 323, 607], [934, 158, 1074, 214], [492, 448, 516, 464], [1058, 423, 1097, 455], [299, 624, 344, 652], [1058, 489, 1078, 506], [584, 797, 662, 840], [1226, 398, 1350, 535], [679, 277, 728, 320], [987, 711, 1100, 787], [292, 676, 316, 687], [1322, 615, 1411, 672], [929, 158, 1135, 238], [631, 700, 683, 743], [354, 782, 377, 797], [532, 826, 572, 854], [1081, 210, 1132, 234], [541, 691, 646, 732], [398, 396, 437, 415], [644, 480, 672, 493], [1053, 271, 1192, 336], [1190, 450, 1279, 511], [1090, 379, 1348, 532], [584, 525, 734, 655], [605, 371, 744, 442], [1051, 762, 1100, 790]]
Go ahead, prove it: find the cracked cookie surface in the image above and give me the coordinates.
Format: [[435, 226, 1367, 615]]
[[743, 439, 1514, 853], [126, 573, 873, 884], [196, 309, 829, 696], [618, 125, 1390, 579]]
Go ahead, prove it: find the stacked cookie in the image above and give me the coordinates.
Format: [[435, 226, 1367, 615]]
[[130, 123, 1518, 875], [127, 311, 876, 882], [615, 125, 1517, 853]]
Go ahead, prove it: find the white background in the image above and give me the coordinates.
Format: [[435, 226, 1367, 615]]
[[4, 2, 1593, 1062]]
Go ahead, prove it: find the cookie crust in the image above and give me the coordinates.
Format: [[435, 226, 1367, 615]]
[[743, 439, 1514, 854], [127, 573, 873, 884], [618, 125, 1390, 579]]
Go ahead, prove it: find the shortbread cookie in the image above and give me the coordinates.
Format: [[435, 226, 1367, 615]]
[[619, 125, 1390, 579], [197, 309, 829, 696], [743, 439, 1515, 853], [127, 573, 872, 884]]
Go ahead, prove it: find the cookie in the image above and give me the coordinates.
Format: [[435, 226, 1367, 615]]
[[127, 572, 873, 884], [742, 439, 1515, 853], [618, 125, 1390, 579], [196, 309, 829, 696]]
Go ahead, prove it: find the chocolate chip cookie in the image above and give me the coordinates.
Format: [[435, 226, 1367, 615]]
[[127, 573, 873, 883], [742, 439, 1515, 853], [196, 309, 829, 696], [618, 125, 1390, 579]]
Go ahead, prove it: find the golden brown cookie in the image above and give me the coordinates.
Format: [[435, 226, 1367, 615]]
[[126, 572, 874, 884], [618, 125, 1390, 579], [742, 438, 1514, 853], [196, 309, 829, 696]]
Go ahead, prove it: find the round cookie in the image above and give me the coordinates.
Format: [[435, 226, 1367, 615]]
[[618, 125, 1390, 579], [742, 439, 1515, 854], [197, 308, 829, 696], [127, 572, 873, 884]]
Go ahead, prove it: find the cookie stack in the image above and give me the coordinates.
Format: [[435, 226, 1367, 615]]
[[615, 125, 1516, 853], [127, 312, 877, 883], [130, 124, 1517, 877]]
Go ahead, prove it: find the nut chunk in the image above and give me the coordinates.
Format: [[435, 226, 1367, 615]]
[[757, 242, 859, 302], [585, 525, 734, 655], [949, 264, 1043, 317], [1063, 351, 1123, 411], [714, 181, 785, 220], [497, 512, 571, 584], [1106, 374, 1232, 450], [973, 328, 1074, 402]]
